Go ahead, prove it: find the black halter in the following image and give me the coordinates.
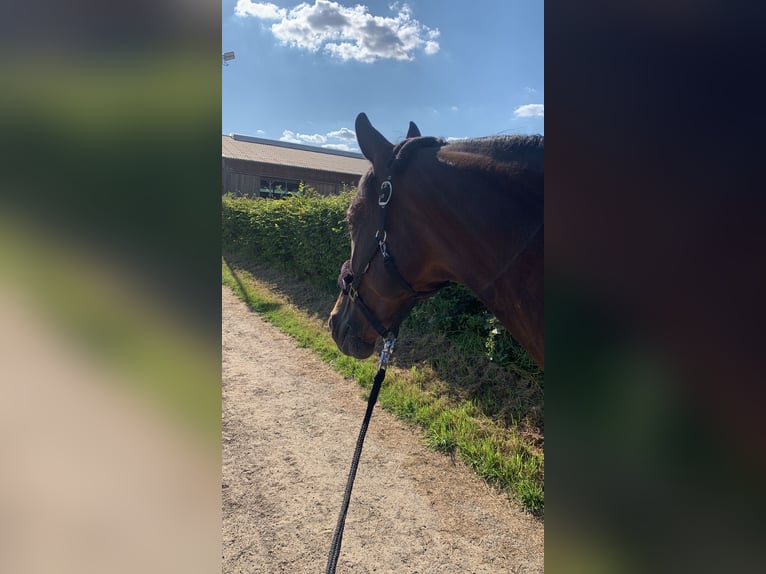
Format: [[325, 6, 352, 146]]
[[338, 137, 445, 338]]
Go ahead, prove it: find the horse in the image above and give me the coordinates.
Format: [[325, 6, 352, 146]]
[[328, 113, 544, 368]]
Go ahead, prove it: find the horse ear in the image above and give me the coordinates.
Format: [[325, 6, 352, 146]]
[[355, 113, 393, 165], [406, 121, 421, 138]]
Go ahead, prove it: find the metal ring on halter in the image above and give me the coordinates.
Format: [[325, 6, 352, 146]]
[[378, 179, 393, 206], [376, 230, 388, 257]]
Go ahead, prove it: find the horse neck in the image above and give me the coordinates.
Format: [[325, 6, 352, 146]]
[[476, 231, 544, 367], [399, 165, 544, 366], [443, 220, 544, 367], [408, 173, 541, 291]]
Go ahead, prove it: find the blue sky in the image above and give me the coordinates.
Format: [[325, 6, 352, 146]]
[[222, 0, 543, 152]]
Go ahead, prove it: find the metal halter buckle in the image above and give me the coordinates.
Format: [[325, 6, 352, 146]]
[[378, 334, 396, 369], [378, 179, 392, 206]]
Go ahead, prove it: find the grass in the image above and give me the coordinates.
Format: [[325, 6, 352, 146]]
[[222, 255, 544, 516]]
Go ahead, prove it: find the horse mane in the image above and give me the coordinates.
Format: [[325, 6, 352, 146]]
[[347, 134, 544, 228], [443, 135, 544, 172]]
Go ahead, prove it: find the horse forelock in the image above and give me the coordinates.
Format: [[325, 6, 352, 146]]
[[389, 136, 445, 175]]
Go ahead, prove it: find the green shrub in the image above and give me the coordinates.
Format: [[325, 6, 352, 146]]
[[222, 187, 352, 291], [407, 284, 543, 383]]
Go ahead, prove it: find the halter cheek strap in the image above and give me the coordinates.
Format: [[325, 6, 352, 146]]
[[340, 172, 445, 338]]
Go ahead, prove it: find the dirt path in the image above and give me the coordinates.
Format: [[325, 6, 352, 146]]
[[222, 286, 543, 573]]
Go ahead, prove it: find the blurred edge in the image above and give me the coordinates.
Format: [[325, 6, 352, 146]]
[[547, 1, 766, 573], [0, 1, 221, 573], [4, 1, 766, 573]]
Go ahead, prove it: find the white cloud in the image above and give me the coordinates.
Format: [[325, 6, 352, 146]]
[[297, 133, 327, 144], [424, 41, 440, 55], [280, 126, 360, 151], [326, 127, 356, 141], [424, 29, 440, 55], [235, 1, 440, 62], [235, 0, 285, 19], [256, 129, 266, 135], [322, 143, 354, 152], [514, 104, 544, 118], [279, 130, 327, 144], [279, 130, 302, 143], [450, 105, 459, 112]]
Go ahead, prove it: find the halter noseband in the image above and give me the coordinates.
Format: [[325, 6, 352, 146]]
[[338, 137, 445, 338]]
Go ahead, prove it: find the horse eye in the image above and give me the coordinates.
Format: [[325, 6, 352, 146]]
[[338, 260, 354, 292], [338, 273, 353, 292]]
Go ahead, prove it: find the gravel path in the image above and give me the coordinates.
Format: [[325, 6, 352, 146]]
[[222, 286, 543, 573]]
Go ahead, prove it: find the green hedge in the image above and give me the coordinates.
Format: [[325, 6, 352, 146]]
[[222, 188, 352, 291]]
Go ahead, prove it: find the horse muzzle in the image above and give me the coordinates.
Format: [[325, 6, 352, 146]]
[[328, 297, 377, 359]]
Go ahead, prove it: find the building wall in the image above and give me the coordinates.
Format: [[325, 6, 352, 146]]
[[222, 158, 363, 198]]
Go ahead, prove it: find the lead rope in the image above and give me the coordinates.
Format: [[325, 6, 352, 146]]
[[325, 334, 396, 574]]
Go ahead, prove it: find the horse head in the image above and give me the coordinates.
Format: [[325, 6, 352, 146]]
[[328, 113, 443, 358], [329, 113, 545, 367]]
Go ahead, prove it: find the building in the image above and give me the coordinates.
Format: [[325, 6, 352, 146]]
[[222, 134, 369, 198]]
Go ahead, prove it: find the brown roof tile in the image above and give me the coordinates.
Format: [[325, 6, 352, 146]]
[[222, 135, 369, 176]]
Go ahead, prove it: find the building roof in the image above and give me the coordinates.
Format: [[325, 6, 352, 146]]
[[222, 134, 369, 176]]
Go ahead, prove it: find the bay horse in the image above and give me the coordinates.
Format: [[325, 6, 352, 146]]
[[328, 113, 544, 368]]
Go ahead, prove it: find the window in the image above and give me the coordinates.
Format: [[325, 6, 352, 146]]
[[259, 178, 301, 198]]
